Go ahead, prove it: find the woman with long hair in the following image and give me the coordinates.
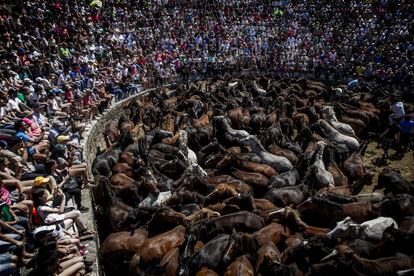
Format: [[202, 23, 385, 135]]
[[31, 188, 94, 236]]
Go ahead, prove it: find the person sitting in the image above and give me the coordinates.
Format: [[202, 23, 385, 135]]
[[14, 119, 49, 162], [31, 188, 94, 237], [30, 239, 92, 276]]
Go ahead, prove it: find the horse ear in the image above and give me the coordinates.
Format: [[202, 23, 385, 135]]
[[231, 228, 237, 236]]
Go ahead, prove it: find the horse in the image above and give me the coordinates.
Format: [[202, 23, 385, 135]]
[[253, 222, 291, 247], [223, 256, 254, 276], [304, 141, 335, 190], [217, 154, 277, 177], [222, 230, 258, 266], [321, 245, 414, 276], [327, 216, 398, 241], [195, 267, 219, 276], [264, 184, 309, 207], [191, 211, 265, 241], [240, 135, 293, 173], [342, 142, 368, 183], [189, 234, 230, 272], [315, 119, 359, 152], [100, 228, 149, 274], [129, 225, 186, 269], [374, 168, 414, 195], [297, 197, 377, 228], [321, 106, 356, 136], [255, 241, 282, 273], [98, 178, 138, 231]]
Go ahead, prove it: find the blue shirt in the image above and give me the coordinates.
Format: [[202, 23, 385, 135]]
[[400, 120, 414, 134], [15, 131, 30, 142]]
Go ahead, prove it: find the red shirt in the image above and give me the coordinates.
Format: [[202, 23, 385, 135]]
[[83, 95, 93, 106]]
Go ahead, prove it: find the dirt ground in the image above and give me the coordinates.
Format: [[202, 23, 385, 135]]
[[362, 142, 414, 193]]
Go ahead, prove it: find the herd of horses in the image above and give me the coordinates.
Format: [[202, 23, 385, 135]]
[[91, 76, 414, 276]]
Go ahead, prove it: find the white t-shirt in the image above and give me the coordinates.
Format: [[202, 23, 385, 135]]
[[391, 102, 405, 118], [57, 73, 71, 86], [8, 97, 22, 112]]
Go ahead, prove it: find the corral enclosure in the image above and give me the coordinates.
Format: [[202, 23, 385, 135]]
[[89, 76, 414, 275]]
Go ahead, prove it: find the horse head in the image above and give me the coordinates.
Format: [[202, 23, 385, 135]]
[[326, 217, 360, 240]]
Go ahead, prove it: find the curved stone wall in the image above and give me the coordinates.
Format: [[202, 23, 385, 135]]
[[83, 88, 157, 176], [82, 87, 160, 275]]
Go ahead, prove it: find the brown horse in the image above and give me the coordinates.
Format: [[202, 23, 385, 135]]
[[112, 162, 133, 177], [268, 144, 298, 164], [130, 225, 186, 268], [255, 241, 282, 273], [101, 179, 138, 231], [100, 228, 148, 274], [195, 267, 219, 276], [194, 110, 213, 129], [224, 256, 254, 276], [342, 142, 368, 183], [158, 247, 179, 276], [100, 228, 148, 256], [253, 222, 291, 247], [253, 198, 277, 211], [231, 167, 269, 188], [217, 154, 277, 177], [326, 147, 348, 186], [227, 107, 244, 128]]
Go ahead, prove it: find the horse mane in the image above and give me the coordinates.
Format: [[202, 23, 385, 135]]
[[311, 197, 343, 215], [240, 233, 258, 253], [190, 220, 220, 241]]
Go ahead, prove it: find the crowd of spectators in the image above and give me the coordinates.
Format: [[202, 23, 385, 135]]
[[0, 0, 412, 275]]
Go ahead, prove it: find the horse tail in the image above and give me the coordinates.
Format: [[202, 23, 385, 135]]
[[129, 253, 141, 276]]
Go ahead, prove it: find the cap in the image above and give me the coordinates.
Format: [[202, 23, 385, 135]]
[[22, 118, 33, 125], [56, 135, 70, 143], [34, 176, 50, 187]]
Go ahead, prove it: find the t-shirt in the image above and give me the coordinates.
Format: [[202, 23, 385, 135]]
[[15, 131, 31, 142], [57, 73, 71, 86], [7, 98, 22, 112], [391, 102, 405, 118], [0, 203, 13, 221], [400, 120, 414, 134], [0, 188, 12, 205]]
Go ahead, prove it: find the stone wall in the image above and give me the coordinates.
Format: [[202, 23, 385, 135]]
[[82, 88, 157, 275], [83, 88, 156, 176]]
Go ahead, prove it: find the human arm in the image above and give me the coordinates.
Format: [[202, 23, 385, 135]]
[[57, 175, 70, 189], [0, 220, 24, 237], [1, 179, 23, 196], [39, 194, 65, 214]]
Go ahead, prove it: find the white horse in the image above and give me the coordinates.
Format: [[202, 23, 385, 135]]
[[178, 129, 198, 164], [321, 106, 356, 136], [312, 141, 335, 188], [317, 119, 360, 152], [327, 216, 398, 241]]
